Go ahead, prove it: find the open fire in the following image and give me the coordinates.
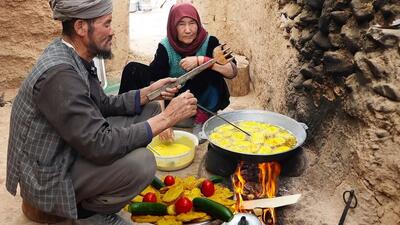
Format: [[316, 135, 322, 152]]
[[232, 161, 282, 225]]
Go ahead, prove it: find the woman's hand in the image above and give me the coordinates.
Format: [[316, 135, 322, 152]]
[[179, 56, 199, 71]]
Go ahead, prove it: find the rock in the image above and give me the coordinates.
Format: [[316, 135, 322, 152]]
[[300, 41, 317, 59], [312, 31, 332, 50], [311, 49, 325, 65], [373, 83, 400, 102], [370, 101, 397, 113], [297, 0, 305, 6], [363, 56, 387, 79], [331, 10, 352, 24], [290, 28, 302, 49], [341, 18, 362, 53], [299, 28, 315, 44], [318, 14, 331, 34], [364, 37, 378, 52], [279, 0, 291, 5], [331, 0, 351, 11], [354, 51, 374, 82], [305, 0, 324, 10], [371, 144, 380, 150], [350, 0, 374, 22], [372, 0, 385, 9], [329, 33, 343, 48], [302, 79, 314, 90], [294, 9, 319, 26], [0, 93, 5, 107], [381, 3, 400, 18], [300, 63, 323, 79], [356, 49, 399, 82], [283, 3, 302, 19], [344, 73, 358, 91], [375, 129, 390, 138], [322, 50, 355, 75], [293, 74, 306, 89], [367, 27, 399, 48], [328, 20, 343, 33]]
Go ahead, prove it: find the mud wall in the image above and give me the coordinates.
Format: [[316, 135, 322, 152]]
[[0, 0, 129, 89], [191, 0, 300, 112], [192, 0, 400, 224]]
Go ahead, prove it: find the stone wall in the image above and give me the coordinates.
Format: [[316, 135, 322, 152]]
[[281, 0, 399, 223], [0, 0, 129, 89]]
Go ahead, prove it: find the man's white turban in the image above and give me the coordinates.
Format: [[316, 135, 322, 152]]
[[49, 0, 113, 21]]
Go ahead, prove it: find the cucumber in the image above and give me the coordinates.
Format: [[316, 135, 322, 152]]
[[193, 197, 234, 222], [151, 177, 165, 189], [128, 202, 167, 215], [209, 175, 224, 184]]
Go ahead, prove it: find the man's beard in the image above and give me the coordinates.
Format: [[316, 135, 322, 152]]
[[96, 48, 113, 59], [88, 35, 113, 59]]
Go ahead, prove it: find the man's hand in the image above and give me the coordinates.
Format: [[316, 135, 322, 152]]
[[179, 56, 199, 71], [146, 91, 197, 137], [159, 128, 174, 143], [163, 91, 197, 126], [141, 78, 181, 104]]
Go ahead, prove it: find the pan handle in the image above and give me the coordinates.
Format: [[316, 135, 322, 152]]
[[299, 122, 308, 130], [198, 131, 207, 140]]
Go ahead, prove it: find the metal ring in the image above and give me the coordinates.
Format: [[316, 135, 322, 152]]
[[342, 190, 358, 208]]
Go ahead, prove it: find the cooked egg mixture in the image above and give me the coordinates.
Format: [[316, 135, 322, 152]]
[[151, 143, 191, 156], [209, 121, 297, 154]]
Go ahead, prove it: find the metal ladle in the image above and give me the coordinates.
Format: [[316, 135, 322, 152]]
[[197, 104, 251, 137]]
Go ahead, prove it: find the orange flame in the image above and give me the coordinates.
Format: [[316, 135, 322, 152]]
[[259, 162, 281, 225], [232, 161, 246, 212], [232, 161, 281, 225]]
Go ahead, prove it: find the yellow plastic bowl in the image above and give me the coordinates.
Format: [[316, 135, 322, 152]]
[[148, 130, 199, 171]]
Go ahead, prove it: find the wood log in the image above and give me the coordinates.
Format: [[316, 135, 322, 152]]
[[21, 199, 66, 223], [225, 54, 250, 97]]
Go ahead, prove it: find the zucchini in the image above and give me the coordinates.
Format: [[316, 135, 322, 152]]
[[209, 175, 224, 184], [151, 177, 165, 189], [193, 197, 234, 222], [128, 202, 167, 215]]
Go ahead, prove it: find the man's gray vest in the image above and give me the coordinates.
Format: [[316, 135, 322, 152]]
[[6, 38, 90, 219]]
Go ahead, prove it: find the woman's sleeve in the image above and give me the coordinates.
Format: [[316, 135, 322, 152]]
[[206, 36, 220, 57], [149, 43, 170, 80]]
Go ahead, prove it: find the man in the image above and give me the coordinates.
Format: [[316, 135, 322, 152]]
[[6, 0, 197, 224]]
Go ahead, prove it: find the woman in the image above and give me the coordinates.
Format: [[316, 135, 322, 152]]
[[119, 3, 237, 141]]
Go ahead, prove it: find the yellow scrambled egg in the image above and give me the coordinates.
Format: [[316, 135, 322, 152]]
[[209, 121, 297, 155]]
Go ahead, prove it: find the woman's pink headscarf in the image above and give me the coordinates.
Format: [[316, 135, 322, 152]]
[[167, 3, 208, 56]]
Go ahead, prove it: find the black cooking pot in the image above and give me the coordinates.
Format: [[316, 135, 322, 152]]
[[199, 110, 308, 163]]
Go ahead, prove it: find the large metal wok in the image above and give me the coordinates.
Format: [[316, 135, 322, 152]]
[[199, 110, 308, 162]]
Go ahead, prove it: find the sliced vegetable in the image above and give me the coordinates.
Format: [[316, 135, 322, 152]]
[[128, 202, 167, 215], [201, 180, 215, 197], [164, 175, 175, 186], [193, 197, 234, 222], [175, 197, 193, 214], [151, 177, 166, 189], [131, 195, 143, 202], [209, 175, 224, 184], [143, 192, 157, 203], [162, 184, 184, 203]]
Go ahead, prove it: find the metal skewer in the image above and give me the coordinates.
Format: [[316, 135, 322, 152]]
[[197, 104, 251, 137]]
